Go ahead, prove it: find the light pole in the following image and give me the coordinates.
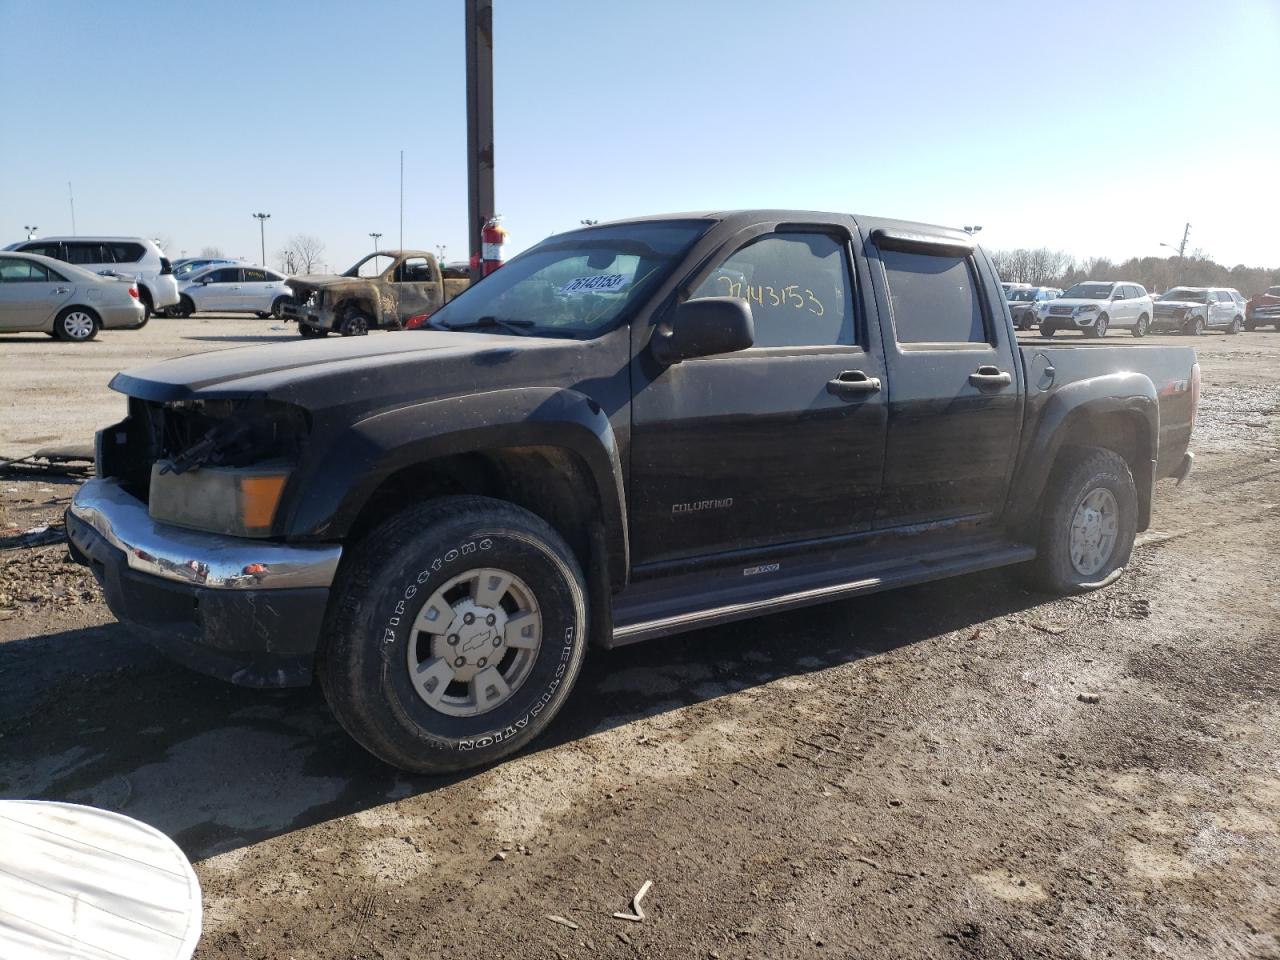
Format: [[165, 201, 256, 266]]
[[252, 212, 270, 266], [580, 219, 599, 226], [963, 225, 983, 235], [369, 231, 382, 252], [435, 244, 447, 262], [23, 224, 38, 240]]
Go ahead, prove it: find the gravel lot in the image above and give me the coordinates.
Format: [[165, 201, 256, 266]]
[[2, 318, 1278, 959]]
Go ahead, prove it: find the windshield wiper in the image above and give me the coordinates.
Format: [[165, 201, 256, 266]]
[[439, 315, 536, 336]]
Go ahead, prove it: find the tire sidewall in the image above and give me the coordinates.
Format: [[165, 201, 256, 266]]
[[326, 505, 587, 771], [56, 308, 98, 341], [1041, 452, 1137, 593]]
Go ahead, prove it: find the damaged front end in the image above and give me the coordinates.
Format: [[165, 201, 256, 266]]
[[68, 393, 338, 688], [96, 395, 310, 538]]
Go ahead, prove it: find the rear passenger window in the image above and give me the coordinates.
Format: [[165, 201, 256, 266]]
[[880, 249, 986, 344], [242, 268, 268, 282], [0, 259, 50, 282], [690, 232, 854, 348], [65, 242, 107, 265]]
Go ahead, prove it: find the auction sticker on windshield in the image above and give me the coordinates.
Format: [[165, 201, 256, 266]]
[[562, 274, 628, 294]]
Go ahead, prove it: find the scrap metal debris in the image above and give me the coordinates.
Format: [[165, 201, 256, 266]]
[[0, 445, 95, 478], [612, 880, 653, 922]]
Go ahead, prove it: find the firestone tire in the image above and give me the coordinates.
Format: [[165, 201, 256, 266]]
[[319, 496, 589, 774], [1025, 447, 1137, 595]]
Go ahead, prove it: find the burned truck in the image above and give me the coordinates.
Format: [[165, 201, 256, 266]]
[[282, 250, 471, 337]]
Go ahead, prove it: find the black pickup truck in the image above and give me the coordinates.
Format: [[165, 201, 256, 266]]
[[67, 211, 1198, 773]]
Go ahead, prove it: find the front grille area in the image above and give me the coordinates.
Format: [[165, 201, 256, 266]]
[[1049, 305, 1074, 316]]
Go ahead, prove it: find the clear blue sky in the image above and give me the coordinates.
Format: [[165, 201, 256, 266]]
[[1, 0, 1276, 272]]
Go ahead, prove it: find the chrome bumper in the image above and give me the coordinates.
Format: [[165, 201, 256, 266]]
[[69, 477, 342, 590]]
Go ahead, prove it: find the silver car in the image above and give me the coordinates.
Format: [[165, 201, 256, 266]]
[[0, 252, 145, 341]]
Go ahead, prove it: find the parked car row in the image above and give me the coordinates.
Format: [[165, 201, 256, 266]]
[[2, 236, 178, 321], [1007, 281, 1253, 338], [0, 251, 145, 340]]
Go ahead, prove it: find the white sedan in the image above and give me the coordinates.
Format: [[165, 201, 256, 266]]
[[173, 265, 295, 318], [0, 251, 145, 341]]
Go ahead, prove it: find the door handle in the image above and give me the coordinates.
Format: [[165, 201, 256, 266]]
[[827, 370, 882, 399], [969, 365, 1012, 387], [51, 287, 70, 294]]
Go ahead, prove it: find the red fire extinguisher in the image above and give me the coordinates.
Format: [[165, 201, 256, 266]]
[[480, 216, 507, 277]]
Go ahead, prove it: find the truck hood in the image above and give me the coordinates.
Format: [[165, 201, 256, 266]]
[[109, 330, 574, 407], [286, 274, 369, 294]]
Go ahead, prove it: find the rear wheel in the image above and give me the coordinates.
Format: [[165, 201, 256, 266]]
[[53, 307, 100, 342], [172, 295, 195, 318], [1027, 447, 1137, 594], [1133, 313, 1149, 337], [319, 496, 589, 773]]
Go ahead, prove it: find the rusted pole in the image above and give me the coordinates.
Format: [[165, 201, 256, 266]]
[[465, 0, 494, 284]]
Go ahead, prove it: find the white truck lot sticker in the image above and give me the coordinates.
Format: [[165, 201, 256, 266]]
[[562, 274, 627, 294]]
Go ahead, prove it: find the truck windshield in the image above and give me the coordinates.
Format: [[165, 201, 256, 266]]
[[1160, 288, 1208, 302], [1063, 282, 1113, 299], [425, 220, 710, 338]]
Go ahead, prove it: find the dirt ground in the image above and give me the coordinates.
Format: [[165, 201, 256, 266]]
[[1, 319, 1278, 960]]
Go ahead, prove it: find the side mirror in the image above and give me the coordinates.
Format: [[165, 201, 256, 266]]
[[651, 296, 754, 365]]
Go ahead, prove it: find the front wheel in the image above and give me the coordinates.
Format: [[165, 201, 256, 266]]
[[319, 496, 589, 774], [1133, 314, 1149, 337], [339, 309, 371, 336], [1085, 314, 1108, 338], [1027, 448, 1137, 594], [271, 296, 293, 319], [1188, 316, 1205, 336], [1227, 316, 1242, 335]]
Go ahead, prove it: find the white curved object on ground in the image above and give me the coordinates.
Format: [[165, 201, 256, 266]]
[[0, 800, 201, 960]]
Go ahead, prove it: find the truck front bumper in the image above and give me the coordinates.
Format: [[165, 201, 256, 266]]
[[66, 478, 342, 688]]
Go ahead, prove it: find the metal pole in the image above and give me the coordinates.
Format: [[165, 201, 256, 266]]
[[370, 232, 382, 252], [465, 0, 495, 284], [399, 150, 404, 251], [252, 212, 270, 266], [68, 182, 76, 235], [1178, 222, 1191, 259]]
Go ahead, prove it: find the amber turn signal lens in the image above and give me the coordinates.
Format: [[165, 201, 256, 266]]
[[240, 474, 289, 530]]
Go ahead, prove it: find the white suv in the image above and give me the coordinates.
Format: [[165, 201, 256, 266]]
[[1037, 281, 1154, 338], [4, 236, 180, 324]]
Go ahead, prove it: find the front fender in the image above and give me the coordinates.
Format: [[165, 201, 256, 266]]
[[1010, 371, 1159, 533], [282, 387, 629, 585]]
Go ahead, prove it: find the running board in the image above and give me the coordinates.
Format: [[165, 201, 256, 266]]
[[609, 541, 1035, 647]]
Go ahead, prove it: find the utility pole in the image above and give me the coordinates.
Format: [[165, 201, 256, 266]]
[[369, 231, 382, 252], [465, 0, 495, 284], [252, 212, 270, 266], [399, 150, 404, 252], [1177, 222, 1191, 258], [68, 182, 76, 235]]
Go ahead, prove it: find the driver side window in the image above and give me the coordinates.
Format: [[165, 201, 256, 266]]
[[689, 232, 854, 348]]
